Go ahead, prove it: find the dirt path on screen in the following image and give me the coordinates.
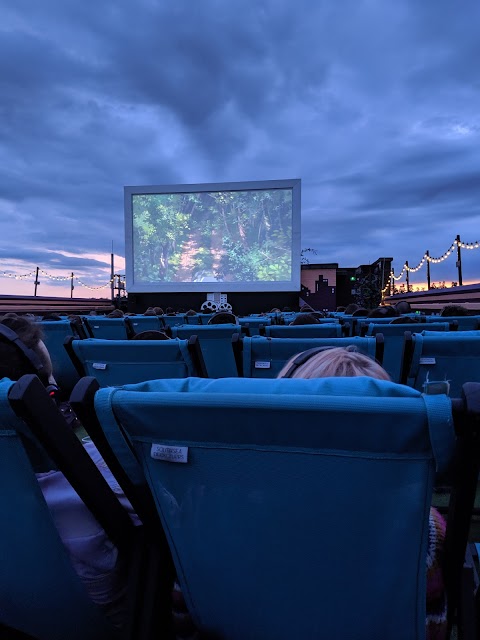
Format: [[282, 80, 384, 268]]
[[176, 230, 223, 281]]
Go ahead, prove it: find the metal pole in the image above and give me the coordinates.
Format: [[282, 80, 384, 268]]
[[70, 272, 74, 299], [405, 261, 409, 292], [111, 241, 115, 303], [380, 259, 385, 303], [34, 266, 40, 297], [390, 268, 394, 296], [456, 234, 463, 286], [426, 251, 431, 290]]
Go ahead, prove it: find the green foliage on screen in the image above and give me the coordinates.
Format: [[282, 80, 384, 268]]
[[132, 189, 292, 283]]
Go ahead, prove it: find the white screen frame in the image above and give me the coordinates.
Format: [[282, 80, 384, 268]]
[[124, 179, 301, 293]]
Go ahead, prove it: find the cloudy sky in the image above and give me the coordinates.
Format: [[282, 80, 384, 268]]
[[1, 0, 480, 297]]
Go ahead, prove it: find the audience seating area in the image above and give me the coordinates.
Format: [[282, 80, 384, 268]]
[[3, 308, 480, 638]]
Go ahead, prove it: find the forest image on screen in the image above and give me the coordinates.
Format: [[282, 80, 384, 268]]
[[132, 189, 292, 284]]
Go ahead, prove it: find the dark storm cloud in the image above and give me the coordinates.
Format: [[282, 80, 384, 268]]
[[0, 0, 479, 289]]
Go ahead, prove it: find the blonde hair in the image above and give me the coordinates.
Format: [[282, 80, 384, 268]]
[[277, 346, 391, 381]]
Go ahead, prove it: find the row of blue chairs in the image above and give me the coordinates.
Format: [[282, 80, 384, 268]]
[[3, 372, 480, 638], [63, 327, 480, 396], [64, 334, 384, 386]]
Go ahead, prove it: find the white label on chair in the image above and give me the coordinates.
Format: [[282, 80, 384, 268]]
[[255, 361, 271, 369], [419, 357, 436, 365], [92, 362, 107, 370], [151, 444, 188, 463]]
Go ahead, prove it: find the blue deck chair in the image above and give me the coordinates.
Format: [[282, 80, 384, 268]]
[[39, 320, 82, 392], [238, 335, 382, 378], [424, 316, 480, 331], [124, 315, 163, 335], [363, 322, 452, 384], [83, 317, 131, 340], [64, 336, 206, 387], [161, 314, 188, 329], [403, 331, 480, 396], [264, 323, 343, 338], [0, 377, 130, 640], [171, 324, 240, 377], [88, 376, 480, 639], [238, 317, 272, 335]]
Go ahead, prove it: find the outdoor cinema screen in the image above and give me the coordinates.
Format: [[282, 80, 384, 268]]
[[124, 179, 301, 293]]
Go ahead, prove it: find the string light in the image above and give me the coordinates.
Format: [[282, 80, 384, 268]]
[[391, 236, 480, 276], [0, 271, 35, 280], [75, 278, 115, 290], [455, 238, 480, 250], [425, 241, 456, 264], [0, 267, 124, 292], [404, 255, 426, 273]]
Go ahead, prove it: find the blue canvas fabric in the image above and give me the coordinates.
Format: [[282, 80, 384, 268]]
[[407, 332, 480, 396], [424, 316, 480, 331], [242, 335, 378, 378], [265, 323, 343, 338], [126, 316, 163, 333], [364, 323, 449, 383], [40, 320, 81, 392], [238, 317, 272, 335], [171, 325, 241, 378], [0, 379, 117, 640], [93, 377, 455, 640], [83, 317, 129, 340], [70, 338, 198, 386], [161, 314, 188, 329]]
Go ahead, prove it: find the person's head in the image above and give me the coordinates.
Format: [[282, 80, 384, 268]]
[[106, 309, 124, 318], [351, 308, 369, 317], [367, 306, 398, 319], [440, 304, 469, 317], [299, 304, 314, 313], [289, 313, 320, 326], [389, 315, 421, 324], [277, 345, 390, 381], [0, 313, 57, 386], [132, 330, 171, 340], [165, 307, 175, 315], [208, 312, 238, 325], [153, 307, 165, 316], [336, 306, 346, 313], [185, 309, 197, 316], [144, 307, 156, 316], [394, 301, 412, 315], [344, 303, 359, 315]]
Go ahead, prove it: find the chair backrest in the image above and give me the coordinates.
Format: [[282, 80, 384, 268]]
[[161, 314, 188, 329], [264, 323, 343, 338], [92, 376, 456, 639], [171, 324, 240, 377], [0, 379, 117, 640], [406, 332, 480, 396], [124, 316, 163, 335], [83, 317, 129, 340], [364, 322, 450, 383], [238, 317, 272, 335], [39, 320, 81, 392], [424, 316, 480, 331], [65, 337, 202, 386], [240, 335, 381, 378]]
